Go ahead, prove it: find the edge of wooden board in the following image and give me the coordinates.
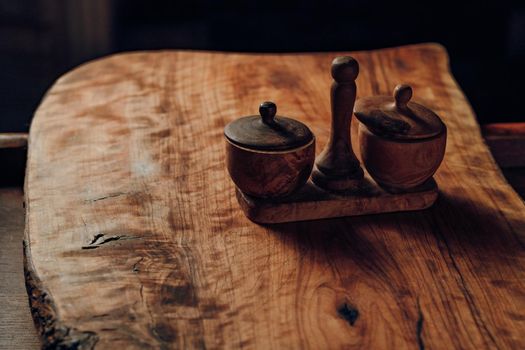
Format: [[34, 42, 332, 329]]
[[23, 241, 99, 349]]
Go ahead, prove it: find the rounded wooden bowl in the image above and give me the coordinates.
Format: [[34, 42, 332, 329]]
[[225, 138, 315, 198], [358, 124, 446, 192]]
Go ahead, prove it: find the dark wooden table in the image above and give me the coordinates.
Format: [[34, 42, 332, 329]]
[[0, 188, 40, 349], [22, 44, 525, 349]]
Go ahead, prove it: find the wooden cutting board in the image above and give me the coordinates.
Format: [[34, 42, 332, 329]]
[[24, 44, 525, 349]]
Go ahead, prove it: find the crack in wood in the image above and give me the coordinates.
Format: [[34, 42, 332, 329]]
[[416, 298, 425, 350], [432, 221, 500, 348], [89, 233, 105, 245], [85, 192, 129, 203], [82, 234, 140, 250]]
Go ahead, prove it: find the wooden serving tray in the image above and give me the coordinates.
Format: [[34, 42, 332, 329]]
[[24, 44, 525, 349], [237, 177, 438, 224]]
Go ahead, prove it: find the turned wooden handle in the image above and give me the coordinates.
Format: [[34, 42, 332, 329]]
[[312, 56, 363, 191], [394, 84, 413, 109], [330, 56, 359, 142], [0, 133, 28, 149]]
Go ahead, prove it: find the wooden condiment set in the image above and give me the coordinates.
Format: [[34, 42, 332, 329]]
[[224, 56, 446, 223]]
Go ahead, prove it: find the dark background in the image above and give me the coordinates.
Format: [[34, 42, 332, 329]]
[[1, 0, 524, 184]]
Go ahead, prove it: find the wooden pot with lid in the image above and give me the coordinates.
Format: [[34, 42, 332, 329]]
[[224, 101, 315, 198], [354, 84, 447, 192]]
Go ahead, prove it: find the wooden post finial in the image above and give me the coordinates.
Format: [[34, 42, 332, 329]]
[[311, 56, 364, 191], [331, 56, 359, 82]]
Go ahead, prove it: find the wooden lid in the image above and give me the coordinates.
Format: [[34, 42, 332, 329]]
[[224, 101, 313, 151], [354, 84, 445, 140]]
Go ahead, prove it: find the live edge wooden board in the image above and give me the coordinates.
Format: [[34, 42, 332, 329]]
[[25, 44, 525, 349]]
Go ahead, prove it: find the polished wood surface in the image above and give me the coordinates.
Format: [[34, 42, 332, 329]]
[[25, 44, 525, 349]]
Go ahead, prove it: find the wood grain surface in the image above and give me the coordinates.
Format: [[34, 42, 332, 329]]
[[25, 44, 525, 349]]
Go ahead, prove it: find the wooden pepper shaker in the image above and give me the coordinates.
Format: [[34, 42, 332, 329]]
[[312, 56, 364, 191]]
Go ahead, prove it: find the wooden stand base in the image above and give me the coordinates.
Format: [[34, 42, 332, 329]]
[[236, 176, 438, 224]]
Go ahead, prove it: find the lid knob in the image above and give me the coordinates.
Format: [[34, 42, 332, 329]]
[[331, 56, 359, 83], [394, 84, 413, 109], [259, 101, 277, 125]]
